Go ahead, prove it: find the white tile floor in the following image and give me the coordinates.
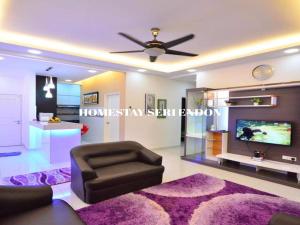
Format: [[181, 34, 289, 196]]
[[1, 145, 300, 210]]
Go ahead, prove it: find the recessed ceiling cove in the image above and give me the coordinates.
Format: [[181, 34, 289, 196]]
[[1, 0, 300, 72]]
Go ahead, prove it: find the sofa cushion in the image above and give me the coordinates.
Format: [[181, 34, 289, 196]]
[[87, 152, 138, 169], [85, 162, 164, 190], [0, 199, 85, 225]]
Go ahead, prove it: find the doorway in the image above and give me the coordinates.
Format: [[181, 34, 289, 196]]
[[181, 97, 186, 143], [0, 95, 22, 146], [104, 93, 120, 142]]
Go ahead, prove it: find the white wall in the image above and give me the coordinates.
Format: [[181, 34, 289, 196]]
[[125, 72, 194, 149], [197, 54, 300, 88], [0, 72, 36, 148]]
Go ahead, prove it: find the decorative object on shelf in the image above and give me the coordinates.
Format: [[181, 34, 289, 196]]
[[48, 116, 61, 123], [81, 124, 89, 136], [83, 92, 99, 105], [225, 100, 235, 106], [194, 97, 205, 108], [252, 64, 273, 81], [157, 99, 167, 118], [252, 150, 265, 162], [145, 93, 155, 114], [251, 97, 263, 105]]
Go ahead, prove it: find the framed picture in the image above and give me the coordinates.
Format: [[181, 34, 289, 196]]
[[145, 93, 155, 114], [83, 92, 99, 105], [157, 99, 167, 118]]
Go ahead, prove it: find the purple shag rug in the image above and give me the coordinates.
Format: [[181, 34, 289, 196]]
[[77, 173, 300, 225], [3, 167, 71, 186]]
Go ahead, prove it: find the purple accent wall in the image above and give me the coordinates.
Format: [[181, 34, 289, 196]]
[[228, 86, 300, 165]]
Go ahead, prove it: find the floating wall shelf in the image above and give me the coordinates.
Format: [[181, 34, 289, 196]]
[[226, 95, 277, 108]]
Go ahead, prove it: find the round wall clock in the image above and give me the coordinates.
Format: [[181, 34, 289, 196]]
[[252, 65, 274, 81]]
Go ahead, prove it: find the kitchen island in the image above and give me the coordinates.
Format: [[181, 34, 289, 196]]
[[29, 121, 83, 164]]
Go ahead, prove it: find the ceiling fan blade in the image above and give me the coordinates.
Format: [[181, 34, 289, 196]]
[[164, 34, 195, 48], [165, 49, 198, 57], [110, 50, 144, 54], [118, 32, 147, 48], [150, 56, 157, 62]]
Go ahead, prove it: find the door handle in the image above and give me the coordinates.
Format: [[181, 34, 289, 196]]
[[106, 122, 110, 125], [14, 121, 21, 124]]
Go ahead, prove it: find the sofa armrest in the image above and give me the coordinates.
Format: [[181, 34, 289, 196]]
[[70, 152, 97, 201], [269, 213, 300, 225], [0, 185, 53, 217], [139, 148, 162, 165]]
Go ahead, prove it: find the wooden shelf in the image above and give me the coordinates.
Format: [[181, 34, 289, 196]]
[[217, 153, 300, 183], [186, 133, 204, 139], [225, 95, 277, 108], [228, 105, 275, 108], [229, 95, 275, 99]]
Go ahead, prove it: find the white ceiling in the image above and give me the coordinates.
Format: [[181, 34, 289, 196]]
[[0, 0, 300, 74], [0, 53, 107, 82]]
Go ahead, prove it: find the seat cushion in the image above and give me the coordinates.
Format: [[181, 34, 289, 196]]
[[87, 152, 138, 169], [85, 162, 164, 190], [0, 199, 85, 225]]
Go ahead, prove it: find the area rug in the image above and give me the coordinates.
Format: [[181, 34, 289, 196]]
[[77, 173, 300, 225], [3, 167, 71, 186]]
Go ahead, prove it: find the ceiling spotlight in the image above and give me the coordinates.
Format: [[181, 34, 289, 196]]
[[88, 69, 97, 73], [187, 69, 197, 73], [137, 69, 147, 72], [28, 49, 42, 55], [65, 79, 72, 82], [284, 48, 299, 54], [0, 56, 4, 60]]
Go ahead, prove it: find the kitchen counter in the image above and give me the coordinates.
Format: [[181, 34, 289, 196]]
[[30, 121, 82, 130], [29, 121, 83, 164]]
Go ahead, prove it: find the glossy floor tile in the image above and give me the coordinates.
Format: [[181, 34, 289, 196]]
[[1, 145, 300, 210]]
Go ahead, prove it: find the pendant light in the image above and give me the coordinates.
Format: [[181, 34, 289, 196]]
[[43, 77, 49, 91], [48, 76, 55, 89], [45, 89, 53, 98]]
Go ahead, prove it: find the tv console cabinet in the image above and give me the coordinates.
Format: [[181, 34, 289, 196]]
[[217, 153, 300, 183]]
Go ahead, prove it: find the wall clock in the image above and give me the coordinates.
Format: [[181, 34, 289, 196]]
[[252, 65, 273, 81]]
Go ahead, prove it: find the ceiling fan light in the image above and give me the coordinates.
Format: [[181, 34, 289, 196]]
[[144, 47, 165, 57]]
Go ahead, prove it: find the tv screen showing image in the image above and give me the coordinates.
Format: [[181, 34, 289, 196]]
[[236, 119, 292, 146]]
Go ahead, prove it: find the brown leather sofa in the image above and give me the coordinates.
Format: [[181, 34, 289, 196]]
[[0, 185, 85, 225], [269, 213, 300, 225], [71, 141, 165, 203]]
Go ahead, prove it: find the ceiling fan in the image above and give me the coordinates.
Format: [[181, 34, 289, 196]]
[[110, 28, 198, 62]]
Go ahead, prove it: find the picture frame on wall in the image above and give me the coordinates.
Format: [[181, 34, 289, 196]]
[[145, 93, 155, 114], [157, 99, 167, 118], [83, 92, 99, 105]]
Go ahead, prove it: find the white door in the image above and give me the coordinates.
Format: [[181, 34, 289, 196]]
[[0, 95, 22, 146], [104, 93, 120, 142]]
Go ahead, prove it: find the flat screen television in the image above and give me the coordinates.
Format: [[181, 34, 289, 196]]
[[236, 119, 292, 146]]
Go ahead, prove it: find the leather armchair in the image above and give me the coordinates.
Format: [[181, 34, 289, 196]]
[[0, 186, 85, 225], [71, 141, 164, 203]]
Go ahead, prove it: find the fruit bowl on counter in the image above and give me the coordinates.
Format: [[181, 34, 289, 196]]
[[48, 117, 61, 123]]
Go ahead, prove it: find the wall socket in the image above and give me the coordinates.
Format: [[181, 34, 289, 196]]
[[282, 155, 297, 162]]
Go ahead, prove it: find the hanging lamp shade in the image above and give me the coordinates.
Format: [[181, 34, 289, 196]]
[[48, 76, 55, 89], [43, 77, 49, 91], [45, 89, 53, 98]]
